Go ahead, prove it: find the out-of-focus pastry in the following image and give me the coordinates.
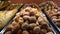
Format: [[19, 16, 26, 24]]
[[39, 1, 60, 26], [0, 4, 22, 29], [0, 1, 11, 10]]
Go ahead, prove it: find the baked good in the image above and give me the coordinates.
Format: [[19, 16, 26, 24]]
[[40, 1, 60, 26], [0, 4, 22, 29], [5, 4, 53, 34]]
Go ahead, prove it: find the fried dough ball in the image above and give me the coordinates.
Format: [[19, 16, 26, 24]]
[[16, 29, 22, 34], [47, 27, 52, 32], [23, 12, 30, 16], [40, 22, 49, 29], [35, 13, 40, 19], [18, 17, 24, 24], [5, 31, 12, 34], [25, 9, 30, 12], [38, 17, 43, 24], [28, 16, 36, 23], [58, 16, 60, 19], [36, 21, 39, 25], [23, 15, 30, 21], [40, 29, 47, 34], [24, 7, 32, 11], [21, 23, 29, 30], [51, 16, 57, 20], [33, 26, 40, 34], [29, 23, 37, 29], [6, 21, 18, 31], [29, 30, 33, 34], [55, 21, 60, 26], [46, 32, 53, 34], [5, 24, 14, 32], [22, 30, 29, 34], [30, 11, 35, 16]]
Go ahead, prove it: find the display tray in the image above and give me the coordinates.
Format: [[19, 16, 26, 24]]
[[39, 1, 60, 32], [1, 21, 57, 34], [42, 9, 60, 32], [0, 3, 24, 32], [18, 4, 57, 34], [0, 4, 57, 34], [0, 20, 57, 34]]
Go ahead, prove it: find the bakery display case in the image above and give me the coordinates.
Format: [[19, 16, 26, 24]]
[[4, 4, 56, 34], [0, 0, 60, 34]]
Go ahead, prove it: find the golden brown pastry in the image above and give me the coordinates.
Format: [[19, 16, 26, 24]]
[[40, 1, 60, 26], [0, 4, 22, 29], [5, 4, 53, 34], [0, 1, 11, 10]]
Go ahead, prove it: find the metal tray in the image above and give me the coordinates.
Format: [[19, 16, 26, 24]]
[[41, 9, 60, 33], [1, 19, 57, 34], [39, 1, 60, 32], [20, 4, 57, 34]]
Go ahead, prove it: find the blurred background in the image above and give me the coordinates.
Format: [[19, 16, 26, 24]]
[[8, 0, 60, 6]]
